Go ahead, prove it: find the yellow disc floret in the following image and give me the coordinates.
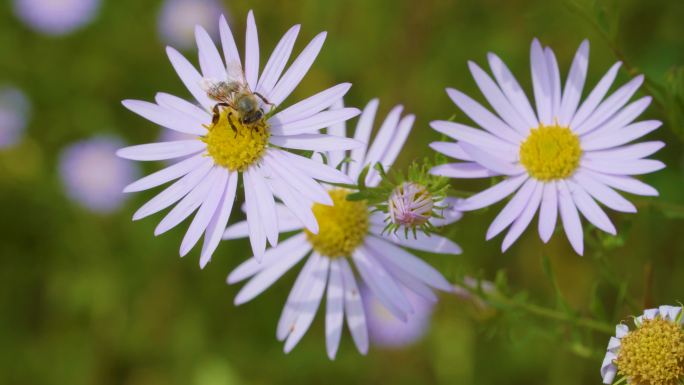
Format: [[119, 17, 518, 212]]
[[519, 124, 581, 181], [615, 317, 684, 385], [202, 107, 269, 171], [305, 189, 369, 258]]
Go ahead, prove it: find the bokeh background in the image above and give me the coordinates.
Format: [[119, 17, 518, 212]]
[[1, 0, 684, 384]]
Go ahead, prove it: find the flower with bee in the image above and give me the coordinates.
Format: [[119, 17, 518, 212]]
[[117, 11, 362, 265]]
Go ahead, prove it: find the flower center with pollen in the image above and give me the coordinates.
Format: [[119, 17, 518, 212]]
[[202, 107, 269, 171], [615, 318, 684, 385], [305, 189, 369, 258], [519, 124, 581, 181]]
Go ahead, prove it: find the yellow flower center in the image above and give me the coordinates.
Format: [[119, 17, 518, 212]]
[[305, 189, 369, 258], [202, 107, 269, 171], [519, 124, 581, 181], [615, 318, 684, 385]]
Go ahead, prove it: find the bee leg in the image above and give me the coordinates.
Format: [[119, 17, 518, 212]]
[[254, 92, 275, 108], [227, 111, 239, 137]]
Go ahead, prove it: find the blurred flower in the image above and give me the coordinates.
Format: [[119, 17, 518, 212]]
[[362, 285, 434, 348], [60, 136, 138, 213], [158, 0, 225, 50], [601, 305, 684, 385], [13, 0, 101, 36], [226, 99, 462, 359], [118, 11, 360, 265], [0, 86, 30, 149], [430, 39, 664, 255]]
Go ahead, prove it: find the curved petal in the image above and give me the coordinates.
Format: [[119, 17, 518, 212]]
[[486, 178, 538, 240], [244, 11, 260, 90], [219, 15, 241, 68], [559, 40, 589, 125], [124, 153, 206, 193], [269, 32, 327, 106], [257, 25, 300, 95], [487, 52, 538, 128], [200, 171, 238, 268], [538, 181, 558, 243], [457, 173, 528, 211], [166, 47, 214, 110], [570, 62, 622, 130], [530, 39, 553, 125], [195, 25, 226, 79], [501, 180, 543, 251], [557, 180, 584, 255], [338, 258, 368, 355], [325, 260, 345, 360]]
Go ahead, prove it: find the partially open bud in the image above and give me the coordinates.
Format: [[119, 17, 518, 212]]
[[388, 182, 434, 228]]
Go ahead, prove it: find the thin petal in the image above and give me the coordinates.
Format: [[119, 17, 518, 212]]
[[166, 47, 214, 110], [377, 231, 462, 256], [567, 180, 616, 235], [338, 259, 368, 355], [429, 141, 473, 161], [544, 47, 562, 119], [348, 99, 379, 179], [270, 108, 361, 136], [244, 11, 259, 90], [325, 260, 345, 360], [583, 170, 658, 196], [282, 151, 353, 184], [581, 159, 665, 176], [557, 180, 584, 255], [538, 181, 558, 243], [570, 62, 622, 129], [265, 150, 332, 205], [581, 120, 662, 151], [248, 166, 279, 247], [573, 170, 637, 213], [430, 162, 499, 179], [273, 83, 352, 124], [227, 233, 309, 284], [155, 92, 210, 124], [269, 32, 327, 106], [530, 39, 552, 125], [487, 52, 538, 128], [200, 171, 238, 268], [486, 178, 538, 240], [368, 114, 415, 186], [574, 75, 644, 135], [265, 170, 319, 233], [584, 141, 664, 161], [459, 142, 525, 176], [122, 99, 205, 135], [257, 25, 300, 95], [219, 15, 241, 68], [116, 140, 206, 161], [195, 25, 226, 79], [430, 121, 518, 161], [124, 154, 205, 193], [559, 40, 589, 125], [457, 173, 528, 211], [501, 181, 543, 251], [270, 133, 362, 152]]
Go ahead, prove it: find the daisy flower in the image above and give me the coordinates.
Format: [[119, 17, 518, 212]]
[[0, 86, 30, 149], [13, 0, 101, 36], [158, 0, 225, 50], [430, 39, 664, 255], [225, 99, 463, 358], [118, 12, 361, 266], [601, 305, 684, 385]]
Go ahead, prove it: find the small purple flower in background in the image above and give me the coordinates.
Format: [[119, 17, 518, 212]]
[[0, 86, 30, 149], [362, 285, 434, 348], [13, 0, 101, 36], [59, 136, 138, 213], [158, 0, 225, 50]]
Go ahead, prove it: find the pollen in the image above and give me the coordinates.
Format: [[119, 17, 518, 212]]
[[202, 107, 269, 171], [305, 189, 369, 258], [615, 318, 684, 385], [519, 124, 581, 181]]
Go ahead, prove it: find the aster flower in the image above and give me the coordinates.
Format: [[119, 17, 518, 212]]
[[362, 285, 434, 348], [118, 11, 361, 266], [430, 39, 664, 255], [158, 0, 224, 50], [601, 305, 684, 385], [0, 86, 30, 149], [60, 136, 138, 213], [13, 0, 101, 36], [225, 99, 463, 358]]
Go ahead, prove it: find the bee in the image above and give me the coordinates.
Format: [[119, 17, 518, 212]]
[[200, 62, 274, 134]]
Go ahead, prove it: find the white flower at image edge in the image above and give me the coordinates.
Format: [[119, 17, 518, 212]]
[[430, 39, 664, 255], [117, 11, 362, 266], [225, 99, 463, 359]]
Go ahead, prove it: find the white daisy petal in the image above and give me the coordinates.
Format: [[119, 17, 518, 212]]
[[269, 32, 327, 106], [132, 159, 213, 220], [363, 105, 403, 184], [234, 245, 310, 306], [584, 141, 664, 161], [195, 25, 226, 79], [468, 60, 530, 135], [121, 99, 205, 135], [581, 159, 665, 176], [248, 166, 279, 247], [567, 180, 616, 235], [581, 120, 662, 151], [338, 258, 369, 355], [200, 171, 238, 268], [374, 255, 439, 303], [271, 108, 361, 136], [616, 324, 629, 338], [228, 233, 310, 284], [557, 180, 584, 255], [179, 168, 228, 257], [559, 40, 589, 125], [244, 10, 259, 90], [487, 178, 539, 240], [430, 121, 518, 160], [282, 151, 354, 184], [446, 88, 524, 144], [283, 255, 330, 353], [457, 173, 528, 211], [326, 99, 348, 169], [544, 47, 562, 119], [583, 170, 658, 197], [155, 166, 221, 236], [487, 52, 539, 128], [581, 96, 652, 137], [348, 99, 379, 179], [265, 150, 333, 205], [155, 92, 211, 124], [257, 25, 300, 95], [269, 133, 362, 152], [376, 230, 462, 256], [265, 172, 319, 233], [353, 247, 412, 322], [601, 352, 618, 384], [575, 75, 644, 135], [573, 171, 637, 213], [219, 14, 241, 68], [570, 62, 622, 129], [365, 236, 453, 291], [166, 46, 214, 110], [429, 141, 473, 161], [325, 260, 345, 360], [273, 83, 352, 124], [224, 204, 304, 240], [277, 253, 320, 341], [530, 39, 552, 125], [369, 114, 416, 186], [501, 181, 543, 251], [430, 162, 499, 178], [117, 140, 205, 161], [243, 170, 267, 260], [124, 153, 206, 193], [459, 142, 525, 176], [538, 181, 558, 243]]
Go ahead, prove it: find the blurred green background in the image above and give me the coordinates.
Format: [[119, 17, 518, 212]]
[[1, 0, 684, 384]]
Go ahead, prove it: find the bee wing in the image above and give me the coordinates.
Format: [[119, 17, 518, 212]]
[[225, 61, 247, 85]]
